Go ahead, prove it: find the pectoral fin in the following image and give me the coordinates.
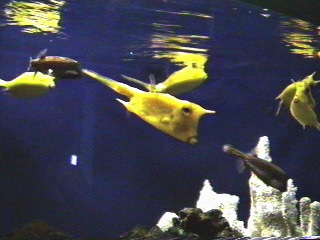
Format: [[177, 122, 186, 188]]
[[116, 98, 129, 107]]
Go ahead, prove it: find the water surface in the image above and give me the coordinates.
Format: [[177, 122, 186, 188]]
[[0, 0, 320, 237]]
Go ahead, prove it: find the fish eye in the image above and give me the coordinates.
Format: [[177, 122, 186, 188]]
[[182, 106, 192, 116]]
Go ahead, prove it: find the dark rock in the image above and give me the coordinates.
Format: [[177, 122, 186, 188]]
[[3, 220, 71, 240], [120, 208, 230, 240], [120, 226, 153, 239], [174, 208, 230, 239]]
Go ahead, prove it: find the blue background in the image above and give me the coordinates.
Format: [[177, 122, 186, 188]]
[[0, 0, 320, 238]]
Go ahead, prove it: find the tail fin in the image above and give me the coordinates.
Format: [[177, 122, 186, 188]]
[[27, 57, 33, 71], [275, 100, 283, 116], [0, 79, 7, 87], [82, 69, 141, 99]]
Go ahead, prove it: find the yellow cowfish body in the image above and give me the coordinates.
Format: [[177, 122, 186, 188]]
[[302, 72, 319, 86], [275, 72, 319, 115], [82, 69, 215, 144], [0, 72, 55, 98], [275, 82, 296, 115], [290, 81, 320, 130], [121, 64, 208, 96], [301, 72, 318, 108]]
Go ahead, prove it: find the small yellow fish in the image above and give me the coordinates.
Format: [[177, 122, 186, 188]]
[[0, 72, 55, 98], [290, 81, 320, 130], [121, 63, 208, 95], [82, 69, 215, 144], [275, 72, 319, 115]]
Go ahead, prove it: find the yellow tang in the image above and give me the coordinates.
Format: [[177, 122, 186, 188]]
[[121, 63, 207, 95], [275, 72, 319, 115], [290, 81, 320, 130], [0, 71, 55, 98], [82, 69, 215, 144]]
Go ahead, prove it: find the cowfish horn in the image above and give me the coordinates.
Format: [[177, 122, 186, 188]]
[[205, 109, 216, 114]]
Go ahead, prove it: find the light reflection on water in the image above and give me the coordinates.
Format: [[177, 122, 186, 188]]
[[124, 8, 211, 70], [280, 19, 320, 58], [154, 9, 213, 19], [149, 28, 209, 67], [0, 0, 320, 236], [3, 0, 65, 34]]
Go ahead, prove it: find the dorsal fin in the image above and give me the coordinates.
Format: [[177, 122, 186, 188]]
[[148, 74, 156, 93], [37, 48, 48, 59], [121, 75, 151, 90]]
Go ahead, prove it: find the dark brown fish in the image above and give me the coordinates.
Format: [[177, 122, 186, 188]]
[[222, 144, 289, 192], [28, 49, 82, 79]]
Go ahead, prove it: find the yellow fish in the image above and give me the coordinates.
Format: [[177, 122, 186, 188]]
[[290, 81, 320, 130], [275, 72, 319, 115], [82, 69, 215, 144], [121, 63, 208, 95], [0, 72, 55, 98]]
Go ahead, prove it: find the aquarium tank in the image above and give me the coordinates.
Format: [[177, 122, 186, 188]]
[[0, 0, 320, 239]]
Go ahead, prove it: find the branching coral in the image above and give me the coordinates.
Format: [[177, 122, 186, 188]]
[[196, 180, 247, 237], [247, 136, 300, 237], [157, 136, 320, 237]]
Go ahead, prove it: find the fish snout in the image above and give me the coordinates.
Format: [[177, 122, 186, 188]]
[[48, 82, 56, 89], [270, 179, 288, 192], [222, 144, 233, 153], [187, 136, 198, 145]]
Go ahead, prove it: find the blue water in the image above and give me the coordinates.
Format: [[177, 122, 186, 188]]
[[0, 0, 320, 238]]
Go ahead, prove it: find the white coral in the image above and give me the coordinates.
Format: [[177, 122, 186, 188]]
[[196, 179, 247, 236], [157, 136, 320, 237], [156, 212, 178, 231]]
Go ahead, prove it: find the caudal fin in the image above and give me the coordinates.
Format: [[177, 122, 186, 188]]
[[0, 79, 7, 87], [275, 100, 283, 116], [27, 57, 33, 71]]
